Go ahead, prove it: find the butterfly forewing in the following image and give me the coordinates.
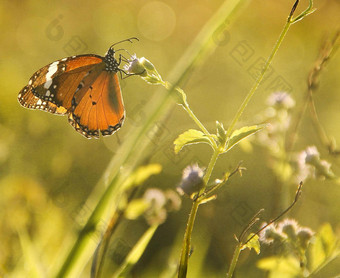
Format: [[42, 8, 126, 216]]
[[18, 55, 104, 112]]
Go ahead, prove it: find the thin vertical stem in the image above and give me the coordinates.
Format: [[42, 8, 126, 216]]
[[226, 19, 291, 138], [226, 243, 242, 278], [178, 201, 200, 278], [178, 148, 220, 278]]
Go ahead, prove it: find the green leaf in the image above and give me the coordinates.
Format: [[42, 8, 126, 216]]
[[242, 234, 260, 254], [257, 256, 301, 278], [224, 124, 267, 153], [174, 129, 213, 154], [310, 223, 339, 271], [122, 164, 162, 191], [113, 225, 158, 278], [125, 199, 150, 220], [216, 121, 227, 145]]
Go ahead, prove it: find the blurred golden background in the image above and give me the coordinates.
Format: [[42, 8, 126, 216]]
[[1, 0, 340, 277]]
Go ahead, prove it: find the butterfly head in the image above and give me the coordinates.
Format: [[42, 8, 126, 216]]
[[104, 38, 139, 73]]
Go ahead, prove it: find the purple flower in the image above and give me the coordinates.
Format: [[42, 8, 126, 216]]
[[267, 92, 295, 110], [177, 164, 205, 198]]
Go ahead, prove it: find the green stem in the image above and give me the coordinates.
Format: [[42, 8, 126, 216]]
[[178, 96, 219, 148], [178, 149, 220, 278], [226, 0, 315, 138], [226, 243, 242, 278], [161, 81, 216, 147], [226, 17, 291, 138], [178, 201, 200, 278], [203, 149, 220, 185], [182, 103, 211, 138]]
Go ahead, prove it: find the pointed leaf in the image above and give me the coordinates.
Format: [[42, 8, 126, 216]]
[[174, 129, 213, 154], [113, 225, 158, 278], [241, 234, 260, 254], [310, 223, 339, 271], [225, 124, 267, 152], [216, 121, 227, 145], [122, 164, 162, 191], [125, 199, 150, 220]]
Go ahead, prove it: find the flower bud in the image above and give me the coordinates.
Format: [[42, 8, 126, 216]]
[[139, 57, 156, 72], [124, 55, 148, 76], [304, 146, 320, 165], [259, 223, 285, 244], [267, 92, 295, 110], [278, 219, 299, 241], [297, 227, 314, 249], [143, 188, 167, 225], [177, 164, 205, 198]]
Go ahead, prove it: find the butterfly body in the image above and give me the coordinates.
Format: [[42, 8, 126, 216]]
[[18, 45, 128, 138]]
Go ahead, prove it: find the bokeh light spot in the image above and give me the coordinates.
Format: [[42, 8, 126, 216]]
[[137, 1, 176, 41]]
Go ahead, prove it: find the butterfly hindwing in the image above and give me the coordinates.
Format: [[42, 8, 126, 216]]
[[18, 86, 68, 115], [69, 71, 125, 138]]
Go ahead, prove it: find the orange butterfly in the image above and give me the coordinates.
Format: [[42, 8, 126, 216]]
[[18, 38, 138, 138]]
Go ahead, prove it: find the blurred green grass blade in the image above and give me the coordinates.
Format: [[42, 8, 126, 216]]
[[121, 164, 162, 192], [113, 225, 159, 278], [18, 229, 46, 278], [55, 0, 250, 277], [91, 164, 162, 278]]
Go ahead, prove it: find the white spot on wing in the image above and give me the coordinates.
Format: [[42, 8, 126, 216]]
[[37, 99, 42, 105], [46, 90, 50, 96], [44, 61, 59, 89], [44, 79, 52, 89]]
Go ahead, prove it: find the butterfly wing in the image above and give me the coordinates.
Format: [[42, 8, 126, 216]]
[[18, 55, 104, 114], [18, 54, 125, 139], [68, 71, 125, 138]]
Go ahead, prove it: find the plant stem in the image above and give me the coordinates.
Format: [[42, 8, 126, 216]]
[[203, 149, 220, 184], [182, 103, 212, 138], [226, 243, 242, 278], [178, 201, 200, 278], [162, 81, 215, 145], [178, 148, 220, 278], [226, 16, 291, 138]]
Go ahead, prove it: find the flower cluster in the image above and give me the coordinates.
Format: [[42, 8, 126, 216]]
[[143, 188, 181, 225], [295, 146, 335, 182], [257, 92, 295, 153], [259, 218, 314, 252], [125, 188, 181, 226]]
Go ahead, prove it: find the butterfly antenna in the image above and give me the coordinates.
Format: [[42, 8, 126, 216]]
[[116, 48, 135, 59], [110, 37, 139, 49]]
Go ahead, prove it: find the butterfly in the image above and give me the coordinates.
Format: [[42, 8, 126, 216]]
[[18, 38, 138, 139]]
